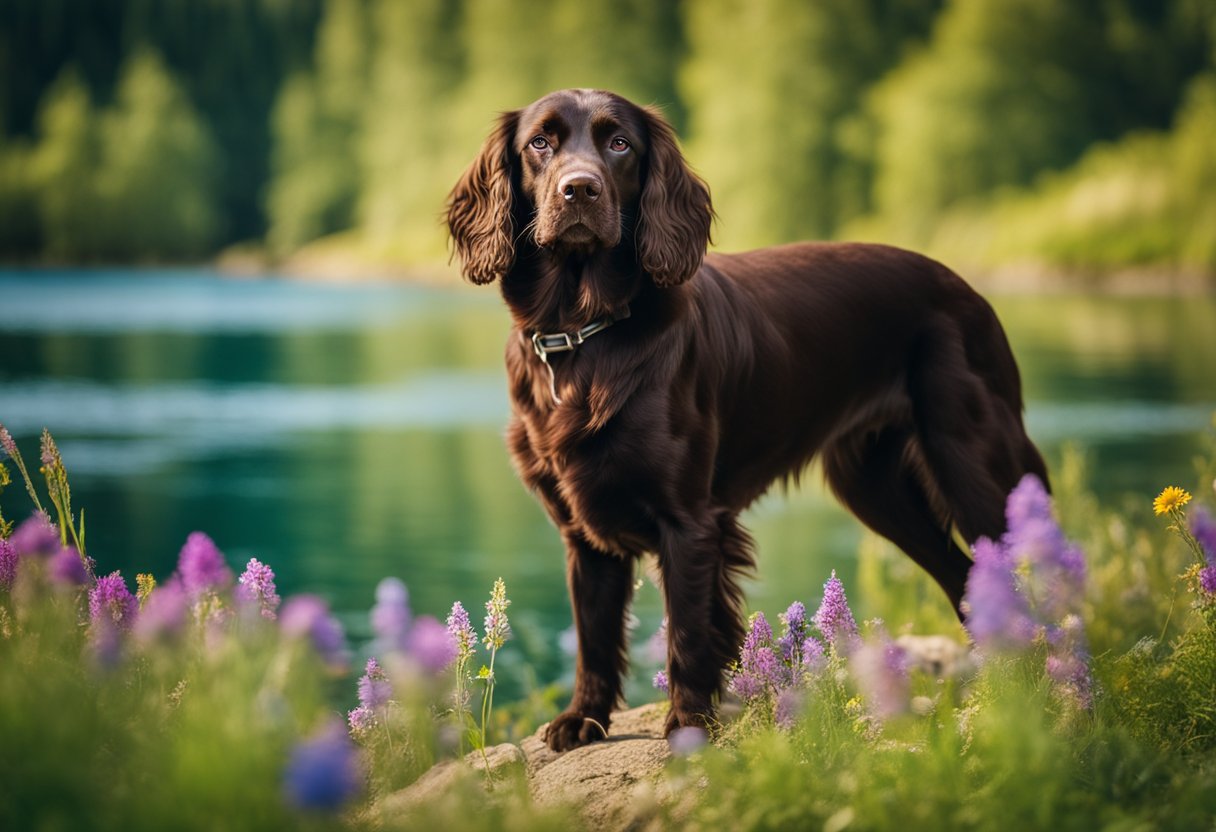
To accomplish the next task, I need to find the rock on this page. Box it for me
[527,703,672,829]
[375,742,525,817]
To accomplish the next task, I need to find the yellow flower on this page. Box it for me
[1153,486,1192,516]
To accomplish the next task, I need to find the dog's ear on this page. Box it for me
[637,107,714,288]
[446,111,518,285]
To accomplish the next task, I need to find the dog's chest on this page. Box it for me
[512,403,659,556]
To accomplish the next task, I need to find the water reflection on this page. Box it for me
[0,272,1213,701]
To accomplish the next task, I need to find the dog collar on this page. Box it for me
[529,306,630,404]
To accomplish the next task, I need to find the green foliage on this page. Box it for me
[682,0,941,247]
[2,0,1214,272]
[26,50,221,262]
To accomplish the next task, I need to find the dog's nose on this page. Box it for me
[558,170,602,204]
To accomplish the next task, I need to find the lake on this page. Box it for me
[1,269,1214,701]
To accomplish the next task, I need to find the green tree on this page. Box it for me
[265,0,368,255]
[27,68,105,259]
[682,0,939,249]
[866,0,1208,240]
[94,48,221,260]
[356,0,462,258]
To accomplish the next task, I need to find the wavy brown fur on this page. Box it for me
[445,89,1048,752]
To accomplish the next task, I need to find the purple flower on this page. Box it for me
[284,721,362,810]
[89,571,138,630]
[728,612,784,702]
[647,617,669,663]
[851,635,910,720]
[653,669,669,693]
[176,532,233,598]
[281,595,348,670]
[357,658,392,710]
[370,577,411,649]
[347,705,375,738]
[1200,565,1216,596]
[406,615,458,673]
[801,636,826,675]
[964,537,1036,649]
[668,726,708,755]
[0,538,16,591]
[775,687,804,730]
[134,581,190,644]
[1190,507,1216,562]
[1046,614,1092,709]
[447,601,477,665]
[10,513,59,558]
[814,571,858,650]
[236,558,281,620]
[0,423,16,457]
[48,546,88,586]
[777,601,808,666]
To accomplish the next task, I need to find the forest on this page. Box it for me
[1,0,1214,280]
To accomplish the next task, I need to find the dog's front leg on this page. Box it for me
[658,520,726,736]
[544,534,634,752]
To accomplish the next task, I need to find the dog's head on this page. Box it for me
[446,89,713,288]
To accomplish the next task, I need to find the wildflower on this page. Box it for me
[48,546,88,586]
[814,571,859,650]
[668,726,709,755]
[850,634,910,720]
[281,595,348,670]
[778,601,808,662]
[1199,566,1216,596]
[446,601,477,665]
[136,573,156,607]
[653,669,669,693]
[477,578,511,759]
[1,424,44,514]
[357,658,392,710]
[370,577,412,650]
[1046,613,1092,709]
[89,571,138,630]
[347,705,376,739]
[775,687,804,730]
[728,612,783,702]
[1004,476,1085,623]
[236,558,281,620]
[10,513,59,558]
[482,577,511,651]
[964,537,1036,650]
[1154,486,1192,516]
[176,532,233,599]
[133,581,190,644]
[801,635,826,675]
[1190,507,1216,561]
[405,615,457,673]
[646,617,668,663]
[0,539,15,592]
[284,720,362,811]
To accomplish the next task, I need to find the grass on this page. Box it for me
[2,422,1216,830]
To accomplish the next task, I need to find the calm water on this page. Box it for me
[1,269,1214,700]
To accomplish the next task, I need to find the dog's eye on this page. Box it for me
[609,137,630,153]
[530,136,550,151]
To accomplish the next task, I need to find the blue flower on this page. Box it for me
[284,721,362,810]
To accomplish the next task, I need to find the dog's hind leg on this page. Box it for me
[823,426,974,612]
[909,312,1050,545]
[657,510,755,736]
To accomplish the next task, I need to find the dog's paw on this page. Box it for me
[663,706,710,738]
[543,710,610,752]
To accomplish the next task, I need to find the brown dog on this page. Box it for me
[446,89,1047,751]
